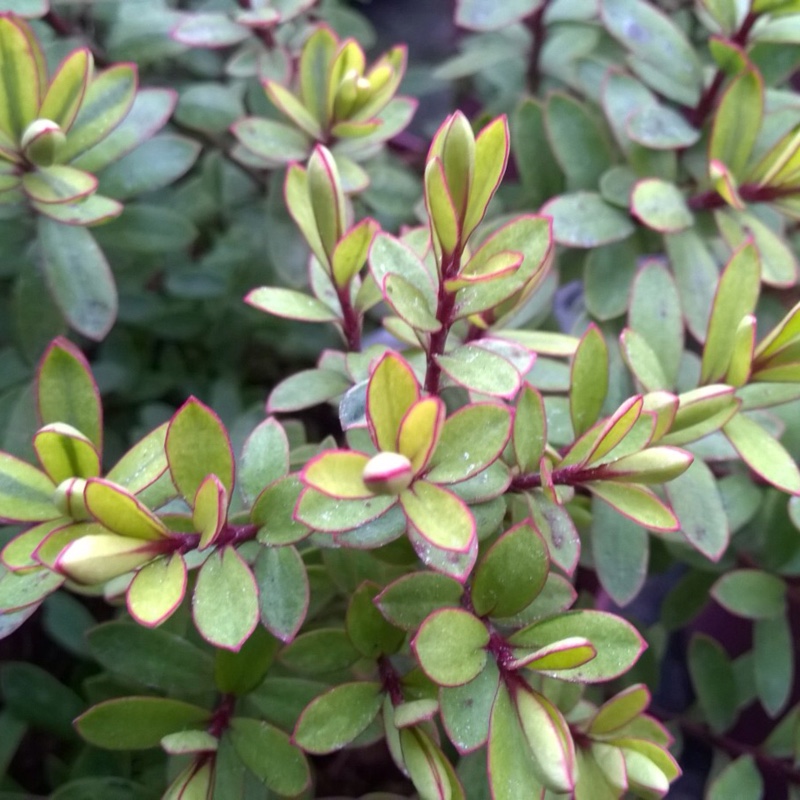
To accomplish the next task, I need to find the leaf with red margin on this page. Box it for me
[400,481,475,553]
[508,610,647,683]
[127,554,187,627]
[192,547,258,651]
[37,336,102,451]
[366,353,420,453]
[166,397,234,501]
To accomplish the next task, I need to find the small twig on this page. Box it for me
[686,11,759,128]
[525,0,552,94]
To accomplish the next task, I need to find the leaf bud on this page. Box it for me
[21,118,66,166]
[55,533,165,585]
[362,451,414,495]
[53,477,90,520]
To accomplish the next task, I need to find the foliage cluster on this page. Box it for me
[2,0,800,798]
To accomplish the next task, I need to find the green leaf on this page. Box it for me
[665,230,718,343]
[570,324,609,437]
[400,726,466,800]
[463,115,508,240]
[0,567,64,613]
[400,481,475,552]
[332,217,378,288]
[254,545,308,642]
[711,570,786,620]
[294,682,384,753]
[215,626,278,696]
[512,385,546,474]
[709,69,763,179]
[172,13,250,47]
[508,610,646,683]
[441,660,499,753]
[546,93,613,190]
[707,756,763,800]
[0,16,41,139]
[39,48,93,132]
[264,80,323,139]
[0,661,82,739]
[22,165,97,205]
[754,614,793,718]
[688,634,738,733]
[33,423,100,483]
[246,286,338,323]
[527,491,581,576]
[589,684,650,735]
[232,117,310,165]
[86,621,214,693]
[252,476,309,545]
[602,0,703,105]
[50,778,151,800]
[106,423,168,495]
[717,208,798,288]
[84,478,168,540]
[629,261,683,387]
[383,273,440,332]
[346,581,405,658]
[436,345,520,397]
[472,520,548,618]
[98,134,201,200]
[193,547,258,651]
[455,0,539,30]
[723,414,800,495]
[175,82,244,135]
[303,450,371,499]
[701,241,760,384]
[376,572,463,630]
[587,481,678,531]
[630,179,693,233]
[426,403,512,483]
[37,219,117,341]
[295,487,395,532]
[367,353,420,452]
[412,608,489,686]
[543,192,635,248]
[34,193,122,226]
[126,554,187,627]
[584,238,638,321]
[60,64,138,163]
[167,397,234,500]
[229,717,310,795]
[369,231,436,308]
[591,497,648,607]
[75,697,210,750]
[425,157,460,255]
[626,103,700,149]
[238,418,288,506]
[193,475,227,549]
[268,368,351,413]
[488,683,544,800]
[664,459,729,560]
[511,98,564,208]
[71,88,176,174]
[279,628,360,675]
[0,452,58,522]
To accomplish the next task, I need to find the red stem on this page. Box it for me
[378,656,404,706]
[686,11,759,128]
[424,250,461,394]
[208,693,237,738]
[688,183,800,211]
[337,287,362,352]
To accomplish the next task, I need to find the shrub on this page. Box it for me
[1,0,800,798]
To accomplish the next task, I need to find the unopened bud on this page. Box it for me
[53,478,90,520]
[55,533,164,585]
[362,451,414,495]
[333,69,360,120]
[21,119,66,166]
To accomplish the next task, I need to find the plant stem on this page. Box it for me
[337,287,362,351]
[424,250,461,394]
[525,0,551,94]
[378,656,404,706]
[686,11,758,128]
[687,183,800,211]
[510,463,612,492]
[208,693,237,738]
[653,708,800,786]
